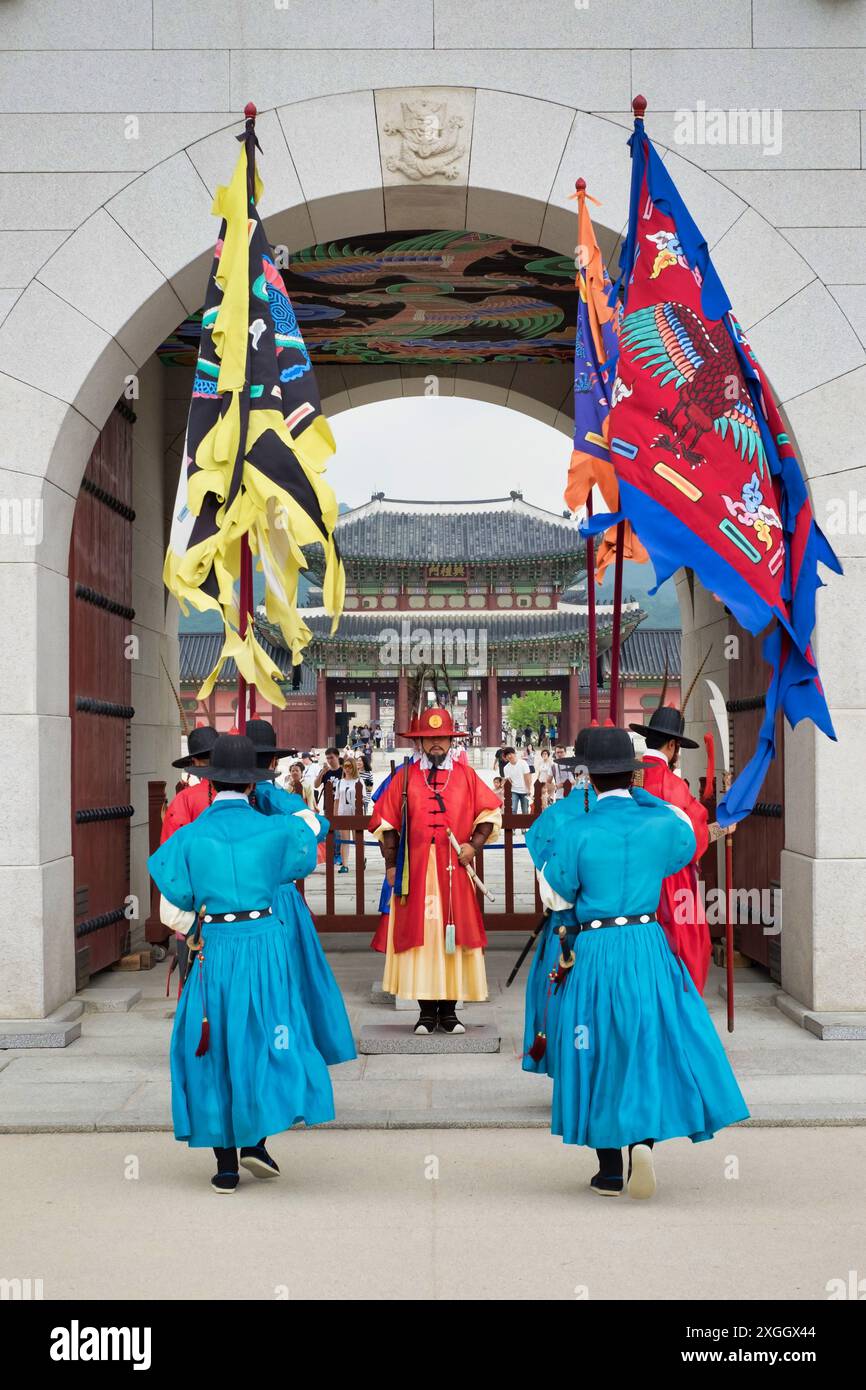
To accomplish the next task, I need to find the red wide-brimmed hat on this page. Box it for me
[396,706,456,739]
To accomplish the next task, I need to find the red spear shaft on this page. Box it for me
[586,494,598,723]
[607,521,625,724]
[237,534,253,732]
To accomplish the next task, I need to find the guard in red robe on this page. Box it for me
[160,725,219,842]
[369,707,501,1035]
[629,705,731,994]
[159,725,219,989]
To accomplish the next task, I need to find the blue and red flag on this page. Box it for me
[566,181,647,581]
[584,103,842,824]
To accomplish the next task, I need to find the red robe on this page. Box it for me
[160,779,212,843]
[369,760,499,954]
[640,753,711,994]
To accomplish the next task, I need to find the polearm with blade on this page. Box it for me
[707,679,736,1032]
[506,908,549,989]
[234,102,260,734]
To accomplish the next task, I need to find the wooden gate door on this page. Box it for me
[727,620,784,972]
[69,403,136,980]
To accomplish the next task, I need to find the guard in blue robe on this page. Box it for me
[149,734,340,1192]
[537,727,749,1199]
[522,742,596,1076]
[252,768,356,1067]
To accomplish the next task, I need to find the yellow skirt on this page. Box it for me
[382,846,488,1002]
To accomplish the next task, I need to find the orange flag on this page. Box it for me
[566,182,647,581]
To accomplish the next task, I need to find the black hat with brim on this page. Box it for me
[583,727,643,775]
[245,718,295,761]
[195,734,277,784]
[628,704,699,750]
[172,724,219,769]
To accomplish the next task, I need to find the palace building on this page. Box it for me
[179,491,646,748]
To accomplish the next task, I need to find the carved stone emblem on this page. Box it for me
[378,91,471,184]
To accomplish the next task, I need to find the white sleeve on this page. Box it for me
[537,866,574,913]
[292,808,321,837]
[159,895,196,933]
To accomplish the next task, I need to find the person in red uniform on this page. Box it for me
[369,707,501,1035]
[629,705,732,994]
[159,725,219,987]
[160,725,219,842]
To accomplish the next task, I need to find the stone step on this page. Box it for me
[51,1000,85,1023]
[0,1019,81,1049]
[775,991,866,1039]
[369,983,464,1011]
[359,1022,500,1055]
[77,987,142,1014]
[804,1013,866,1042]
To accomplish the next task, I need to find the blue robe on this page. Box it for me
[541,792,749,1149]
[149,799,337,1149]
[251,780,356,1066]
[521,784,596,1076]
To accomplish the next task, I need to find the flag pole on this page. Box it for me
[603,92,644,731]
[237,535,253,731]
[235,100,259,734]
[575,177,599,729]
[585,494,598,724]
[608,521,625,724]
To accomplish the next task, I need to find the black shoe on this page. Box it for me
[211,1171,240,1194]
[437,1002,465,1035]
[239,1143,280,1180]
[590,1171,623,1196]
[414,1004,438,1035]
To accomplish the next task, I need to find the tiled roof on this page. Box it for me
[328,494,585,563]
[603,627,681,680]
[285,606,640,643]
[178,630,317,695]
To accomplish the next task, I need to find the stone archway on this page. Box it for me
[0,88,862,1020]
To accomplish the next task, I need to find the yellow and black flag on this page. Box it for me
[164,105,344,706]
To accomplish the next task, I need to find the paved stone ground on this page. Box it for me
[1,1126,863,1300]
[1,939,866,1132]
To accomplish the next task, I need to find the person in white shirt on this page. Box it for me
[503,747,531,820]
[300,751,319,790]
[335,755,365,872]
[552,745,571,799]
[536,746,556,808]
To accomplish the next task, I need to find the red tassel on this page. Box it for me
[528,1031,547,1062]
[195,1016,210,1057]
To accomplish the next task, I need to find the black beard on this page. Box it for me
[427,751,446,767]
